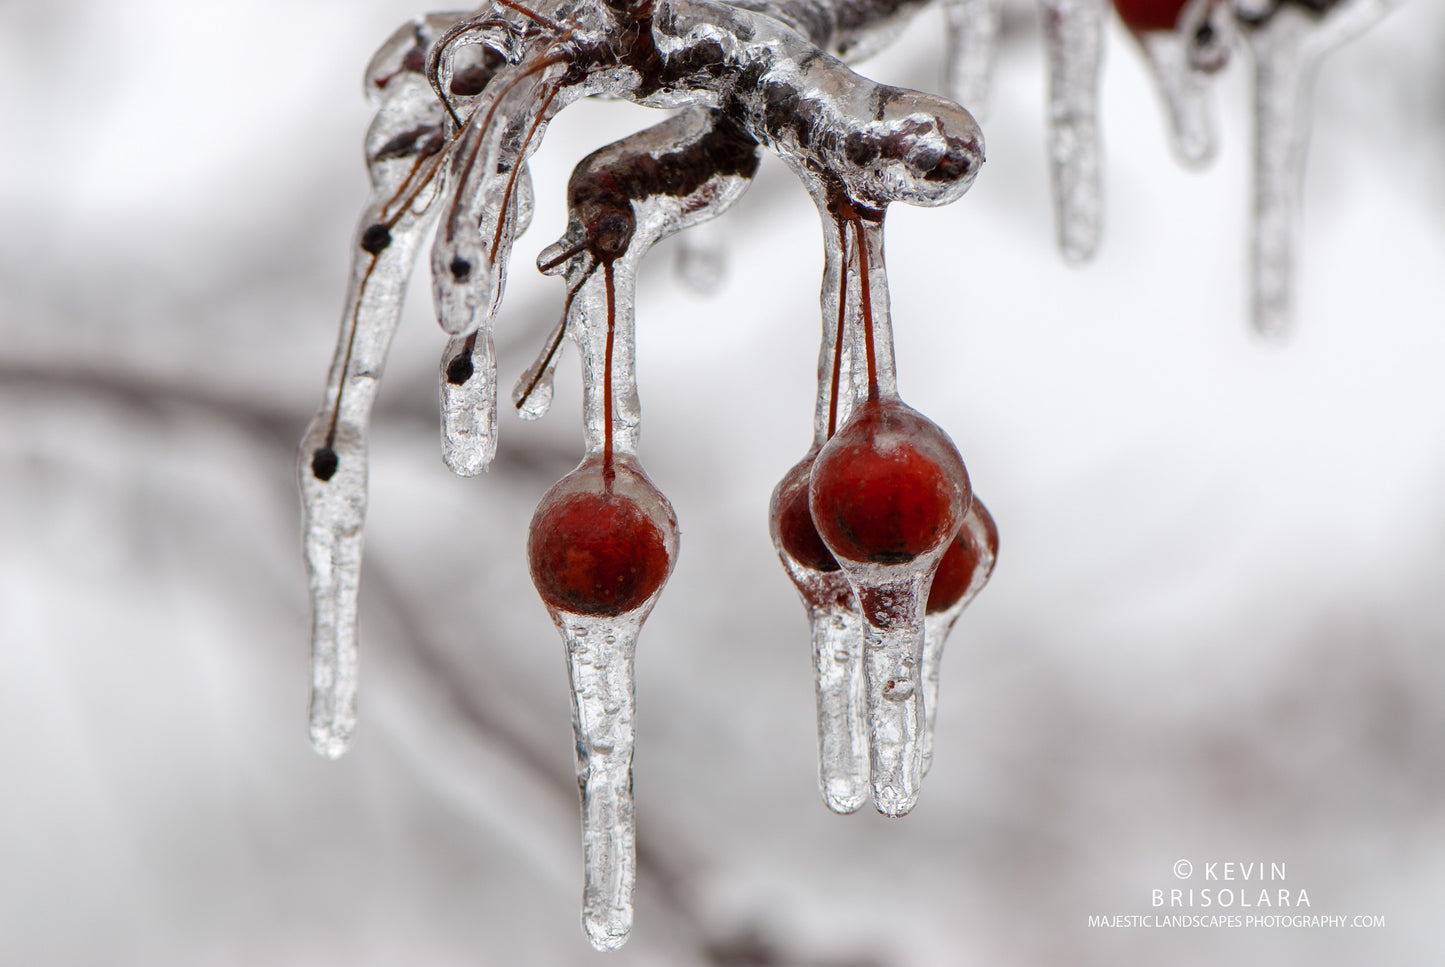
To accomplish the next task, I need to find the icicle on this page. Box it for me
[529,276,672,949]
[430,42,579,471]
[298,18,455,758]
[1238,0,1399,337]
[920,496,998,776]
[431,49,573,339]
[525,109,756,950]
[805,200,971,817]
[1242,5,1313,337]
[1039,0,1106,262]
[439,329,499,474]
[512,310,567,420]
[1129,12,1219,166]
[944,0,1004,119]
[769,175,869,814]
[438,162,532,475]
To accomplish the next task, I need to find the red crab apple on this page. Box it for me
[809,398,970,569]
[1114,0,1192,32]
[528,456,677,617]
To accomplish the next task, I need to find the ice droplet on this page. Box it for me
[1039,0,1106,262]
[673,224,729,293]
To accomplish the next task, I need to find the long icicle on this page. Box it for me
[920,496,998,775]
[298,19,454,758]
[1039,0,1106,262]
[807,197,971,817]
[770,173,869,815]
[1240,0,1400,337]
[943,0,1004,119]
[527,109,758,949]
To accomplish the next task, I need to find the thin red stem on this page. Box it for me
[602,259,617,486]
[446,51,569,244]
[827,213,849,439]
[515,265,591,408]
[491,83,560,261]
[851,213,880,402]
[381,150,446,227]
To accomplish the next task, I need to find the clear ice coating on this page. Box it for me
[769,178,868,814]
[307,0,998,945]
[525,107,756,949]
[944,0,1004,119]
[1237,0,1399,337]
[529,449,676,949]
[799,196,972,817]
[1039,0,1106,262]
[726,11,984,816]
[298,15,458,759]
[429,14,597,470]
[920,496,998,775]
[440,161,534,473]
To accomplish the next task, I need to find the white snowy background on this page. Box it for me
[2,0,1443,963]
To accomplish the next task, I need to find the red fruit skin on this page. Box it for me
[925,531,980,614]
[926,497,1000,614]
[810,400,969,567]
[529,490,670,617]
[774,459,841,574]
[1114,0,1190,31]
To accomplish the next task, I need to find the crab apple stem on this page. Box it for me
[603,259,617,479]
[573,255,641,465]
[810,602,870,813]
[556,613,641,951]
[845,207,897,404]
[857,569,935,816]
[828,215,850,439]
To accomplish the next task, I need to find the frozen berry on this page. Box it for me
[528,459,676,617]
[772,454,840,573]
[810,399,969,567]
[926,497,998,613]
[1114,0,1191,32]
